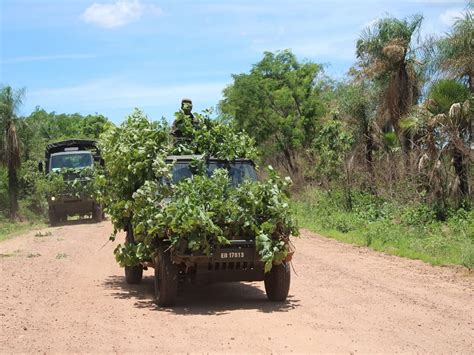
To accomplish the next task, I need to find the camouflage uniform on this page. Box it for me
[171,98,200,140]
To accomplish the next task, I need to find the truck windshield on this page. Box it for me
[50,153,93,172]
[171,162,257,186]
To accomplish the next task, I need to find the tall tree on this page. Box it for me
[429,80,471,203]
[81,114,111,139]
[220,50,326,173]
[0,86,25,220]
[356,15,423,154]
[338,79,379,191]
[436,5,474,92]
[402,79,471,207]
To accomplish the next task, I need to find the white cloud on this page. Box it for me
[81,0,162,29]
[439,8,464,26]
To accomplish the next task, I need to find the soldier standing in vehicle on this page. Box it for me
[171,98,200,140]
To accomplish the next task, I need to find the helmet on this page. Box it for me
[181,98,193,114]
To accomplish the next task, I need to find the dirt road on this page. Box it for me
[1,221,472,353]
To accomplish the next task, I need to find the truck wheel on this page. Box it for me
[125,265,143,284]
[58,213,67,223]
[154,250,178,307]
[49,209,58,226]
[264,262,291,302]
[93,204,103,222]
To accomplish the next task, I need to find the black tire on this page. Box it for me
[93,204,103,222]
[49,209,58,226]
[154,250,178,307]
[264,262,291,302]
[58,213,67,223]
[125,265,143,284]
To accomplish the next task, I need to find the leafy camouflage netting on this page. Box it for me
[97,109,298,272]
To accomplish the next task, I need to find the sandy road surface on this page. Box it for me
[0,221,473,353]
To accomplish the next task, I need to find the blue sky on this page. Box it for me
[0,0,468,123]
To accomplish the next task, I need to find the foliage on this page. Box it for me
[170,111,258,161]
[18,160,48,214]
[220,50,327,173]
[0,214,46,242]
[118,167,298,271]
[0,101,112,221]
[99,108,298,271]
[356,15,423,152]
[435,5,474,89]
[0,85,25,220]
[43,167,97,199]
[114,242,154,267]
[401,78,472,209]
[293,187,474,269]
[356,15,423,78]
[1,9,472,276]
[428,80,470,114]
[15,108,111,163]
[312,119,354,183]
[96,109,170,232]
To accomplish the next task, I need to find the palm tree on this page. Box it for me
[435,5,474,144]
[339,79,378,192]
[436,5,474,93]
[402,79,471,207]
[0,86,25,221]
[356,15,423,154]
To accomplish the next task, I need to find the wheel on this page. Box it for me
[154,250,178,307]
[48,209,58,226]
[125,265,143,284]
[264,262,291,302]
[58,213,67,223]
[93,204,103,222]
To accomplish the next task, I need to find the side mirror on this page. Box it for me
[38,161,44,173]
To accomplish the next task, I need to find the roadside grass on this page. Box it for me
[0,217,47,242]
[292,187,474,269]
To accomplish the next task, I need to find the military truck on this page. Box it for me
[39,139,104,225]
[123,155,293,307]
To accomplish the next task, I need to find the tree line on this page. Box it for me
[219,6,473,216]
[1,3,472,222]
[0,94,111,220]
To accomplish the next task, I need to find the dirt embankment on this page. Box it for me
[1,222,472,353]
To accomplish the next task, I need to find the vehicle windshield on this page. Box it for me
[50,152,93,172]
[171,161,257,186]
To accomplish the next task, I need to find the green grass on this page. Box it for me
[292,187,474,269]
[0,198,48,242]
[0,217,47,242]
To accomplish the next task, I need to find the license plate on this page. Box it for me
[220,251,246,259]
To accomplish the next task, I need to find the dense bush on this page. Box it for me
[293,187,474,269]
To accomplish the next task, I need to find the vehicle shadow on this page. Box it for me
[102,275,300,315]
